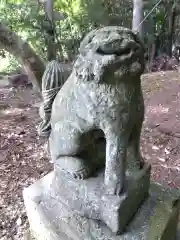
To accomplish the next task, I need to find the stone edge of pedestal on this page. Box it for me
[23,172,62,240]
[23,171,180,240]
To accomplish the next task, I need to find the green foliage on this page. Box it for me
[0,52,19,73]
[0,0,133,63]
[0,0,180,71]
[0,0,46,58]
[54,0,111,60]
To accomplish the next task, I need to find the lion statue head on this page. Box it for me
[74,26,145,83]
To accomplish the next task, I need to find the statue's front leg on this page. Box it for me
[49,122,91,179]
[126,92,145,172]
[102,120,130,196]
[126,124,144,172]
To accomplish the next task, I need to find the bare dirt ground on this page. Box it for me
[1,70,180,239]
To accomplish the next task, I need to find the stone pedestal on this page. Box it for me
[23,171,180,240]
[53,164,150,234]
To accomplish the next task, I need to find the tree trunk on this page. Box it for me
[43,0,56,61]
[167,2,176,57]
[0,22,45,91]
[132,0,144,38]
[44,19,56,61]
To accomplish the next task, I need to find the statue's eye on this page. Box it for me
[96,48,109,55]
[114,48,131,56]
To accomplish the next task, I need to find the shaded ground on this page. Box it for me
[0,87,51,240]
[142,71,180,188]
[1,70,180,239]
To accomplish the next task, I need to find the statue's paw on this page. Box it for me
[114,183,126,196]
[72,167,90,180]
[55,156,93,180]
[105,181,126,196]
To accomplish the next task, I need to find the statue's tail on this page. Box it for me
[38,60,72,137]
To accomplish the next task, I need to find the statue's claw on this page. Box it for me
[72,168,90,180]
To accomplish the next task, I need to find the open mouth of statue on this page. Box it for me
[97,45,139,57]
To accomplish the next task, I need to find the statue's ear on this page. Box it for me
[74,49,116,83]
[74,51,102,83]
[79,29,97,53]
[74,54,94,82]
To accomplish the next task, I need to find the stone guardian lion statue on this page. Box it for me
[43,26,145,196]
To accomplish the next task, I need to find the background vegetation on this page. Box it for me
[0,0,180,87]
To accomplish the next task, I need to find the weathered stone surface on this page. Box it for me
[148,197,180,240]
[53,163,151,234]
[23,172,180,240]
[46,26,146,196]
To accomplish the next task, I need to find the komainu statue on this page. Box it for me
[42,26,146,196]
[24,27,180,239]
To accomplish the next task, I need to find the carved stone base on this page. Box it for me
[53,163,151,234]
[23,171,180,240]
